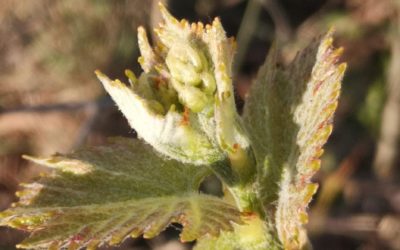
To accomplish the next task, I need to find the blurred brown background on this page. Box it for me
[0,0,399,249]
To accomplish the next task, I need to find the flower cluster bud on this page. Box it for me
[96,3,254,176]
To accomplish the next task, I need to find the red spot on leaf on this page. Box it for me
[241,211,257,219]
[180,107,190,126]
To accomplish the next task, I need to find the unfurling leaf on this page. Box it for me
[96,71,224,165]
[243,30,346,249]
[0,138,241,249]
[96,3,252,170]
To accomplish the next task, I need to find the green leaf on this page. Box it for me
[243,30,346,248]
[0,138,241,249]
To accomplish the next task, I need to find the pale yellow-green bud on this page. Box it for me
[169,44,204,72]
[166,54,202,86]
[201,72,217,94]
[124,69,137,87]
[170,79,208,112]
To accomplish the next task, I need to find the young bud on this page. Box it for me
[124,69,137,87]
[98,3,253,175]
[170,79,209,112]
[201,72,217,94]
[169,44,204,72]
[166,53,202,86]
